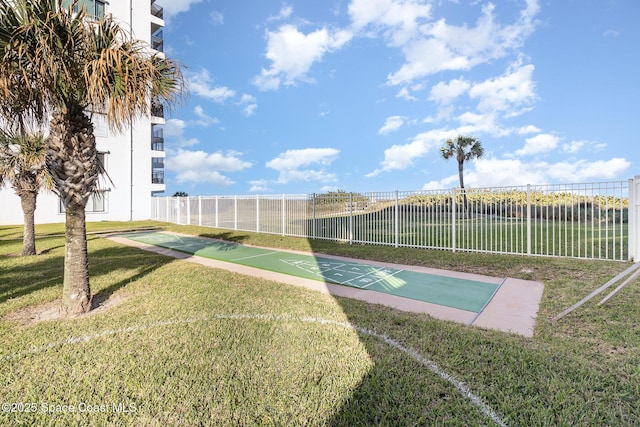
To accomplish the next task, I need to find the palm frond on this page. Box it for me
[0,128,53,193]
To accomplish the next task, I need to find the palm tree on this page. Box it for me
[0,130,52,255]
[440,135,484,214]
[0,0,185,315]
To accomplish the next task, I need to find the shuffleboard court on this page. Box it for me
[119,231,500,313]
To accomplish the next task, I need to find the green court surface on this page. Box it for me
[120,231,501,313]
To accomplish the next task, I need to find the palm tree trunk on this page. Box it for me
[20,191,37,256]
[62,202,91,315]
[47,108,97,316]
[458,160,469,216]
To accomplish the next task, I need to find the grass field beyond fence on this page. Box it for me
[1,221,639,426]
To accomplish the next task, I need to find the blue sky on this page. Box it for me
[157,0,638,196]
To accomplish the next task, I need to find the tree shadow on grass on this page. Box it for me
[0,257,63,305]
[0,236,174,315]
[301,239,497,426]
[0,226,22,239]
[123,230,251,256]
[0,237,65,305]
[198,231,250,244]
[88,240,174,309]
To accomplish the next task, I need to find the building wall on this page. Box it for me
[0,0,164,226]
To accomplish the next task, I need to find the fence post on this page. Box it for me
[166,197,170,223]
[630,176,640,261]
[215,196,219,228]
[451,189,456,252]
[394,191,399,248]
[256,195,260,233]
[198,196,202,226]
[526,184,532,255]
[186,197,191,225]
[312,194,316,239]
[176,198,182,225]
[345,193,352,243]
[234,195,238,230]
[282,194,286,236]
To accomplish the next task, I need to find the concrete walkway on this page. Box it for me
[108,232,544,337]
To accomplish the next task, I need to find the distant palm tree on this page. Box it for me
[0,0,185,315]
[440,135,484,214]
[0,130,52,255]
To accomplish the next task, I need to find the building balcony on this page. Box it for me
[151,102,164,119]
[152,170,164,184]
[151,0,164,31]
[152,137,164,152]
[152,30,164,52]
[152,124,164,152]
[151,1,163,19]
[152,158,164,169]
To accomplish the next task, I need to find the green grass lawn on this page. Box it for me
[1,221,639,426]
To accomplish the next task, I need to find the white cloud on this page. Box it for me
[193,105,219,127]
[516,133,559,155]
[422,175,459,190]
[349,0,432,46]
[163,108,221,148]
[455,112,505,136]
[367,129,456,176]
[379,116,406,135]
[386,1,539,85]
[561,140,606,154]
[249,180,270,193]
[163,118,199,148]
[429,78,470,104]
[187,69,236,103]
[238,94,258,117]
[186,70,258,116]
[165,149,252,186]
[318,103,330,117]
[464,157,547,187]
[161,0,204,20]
[164,119,186,138]
[266,148,340,184]
[424,155,630,189]
[469,62,536,113]
[268,5,293,22]
[253,25,353,90]
[388,37,471,85]
[396,87,418,101]
[562,140,585,154]
[546,158,630,181]
[517,125,541,135]
[210,11,224,26]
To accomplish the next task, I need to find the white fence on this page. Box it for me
[152,178,640,261]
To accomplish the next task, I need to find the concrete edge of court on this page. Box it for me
[106,232,544,337]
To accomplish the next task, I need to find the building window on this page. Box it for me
[58,152,109,214]
[151,124,164,151]
[151,170,164,184]
[62,0,106,20]
[152,156,164,184]
[152,157,164,169]
[151,1,163,19]
[151,29,164,52]
[92,113,108,138]
[59,191,108,214]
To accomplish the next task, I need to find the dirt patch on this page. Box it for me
[4,293,127,326]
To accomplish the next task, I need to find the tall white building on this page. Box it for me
[0,0,167,225]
